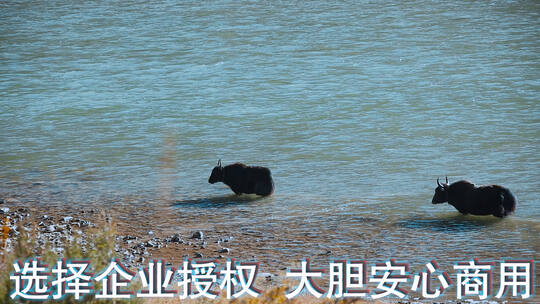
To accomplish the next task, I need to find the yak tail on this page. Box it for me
[501,188,517,216]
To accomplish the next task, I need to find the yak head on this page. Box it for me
[432,176,449,204]
[208,159,224,184]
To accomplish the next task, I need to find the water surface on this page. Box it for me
[1,0,539,277]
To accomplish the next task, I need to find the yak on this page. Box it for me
[208,160,274,196]
[431,177,516,218]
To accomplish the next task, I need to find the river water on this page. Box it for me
[1,0,539,295]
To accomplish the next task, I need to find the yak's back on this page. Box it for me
[457,183,516,217]
[223,163,248,184]
[447,180,475,205]
[246,165,272,181]
[224,163,248,174]
[226,163,271,175]
[448,180,475,192]
[222,163,273,196]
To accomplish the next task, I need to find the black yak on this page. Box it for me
[431,177,516,218]
[208,160,274,196]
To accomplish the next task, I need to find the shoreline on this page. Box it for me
[0,198,273,270]
[1,195,538,303]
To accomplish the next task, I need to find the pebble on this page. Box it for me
[218,248,230,254]
[78,220,90,228]
[123,235,137,241]
[169,233,183,243]
[259,272,274,280]
[194,252,203,258]
[191,231,204,240]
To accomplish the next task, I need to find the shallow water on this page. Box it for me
[1,0,539,277]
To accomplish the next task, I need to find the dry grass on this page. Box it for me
[0,217,141,304]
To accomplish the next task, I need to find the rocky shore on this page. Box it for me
[0,197,278,283]
[2,197,538,304]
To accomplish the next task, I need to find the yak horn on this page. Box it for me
[218,159,222,167]
[437,178,441,187]
[445,176,448,185]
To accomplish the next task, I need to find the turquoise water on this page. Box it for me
[1,1,539,270]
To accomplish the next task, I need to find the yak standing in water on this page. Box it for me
[431,177,516,218]
[208,160,274,196]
